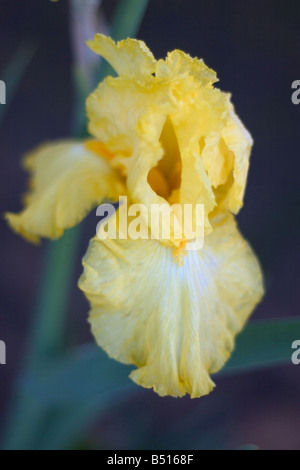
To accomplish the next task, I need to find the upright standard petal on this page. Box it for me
[6,140,124,242]
[155,49,218,87]
[86,37,254,243]
[87,34,156,80]
[79,214,264,398]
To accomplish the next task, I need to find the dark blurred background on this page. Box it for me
[0,0,299,450]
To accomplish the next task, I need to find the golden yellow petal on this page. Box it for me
[87,76,168,166]
[220,99,253,213]
[201,134,233,188]
[87,34,156,80]
[79,213,264,398]
[156,49,218,87]
[6,140,124,242]
[87,38,254,237]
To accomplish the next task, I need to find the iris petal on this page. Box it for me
[87,37,253,241]
[79,214,264,398]
[87,34,156,80]
[6,140,124,242]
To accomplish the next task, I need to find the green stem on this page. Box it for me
[111,0,149,40]
[27,226,82,370]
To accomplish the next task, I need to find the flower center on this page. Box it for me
[147,117,182,203]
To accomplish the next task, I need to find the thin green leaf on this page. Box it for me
[24,345,133,404]
[110,0,149,41]
[28,225,83,370]
[0,43,36,126]
[221,318,300,375]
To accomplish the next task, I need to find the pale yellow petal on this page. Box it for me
[167,82,230,234]
[201,134,233,188]
[6,140,124,242]
[79,213,264,398]
[220,100,253,213]
[86,38,254,239]
[87,34,156,80]
[156,49,218,87]
[87,76,169,167]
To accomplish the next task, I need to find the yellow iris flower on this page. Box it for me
[6,35,264,398]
